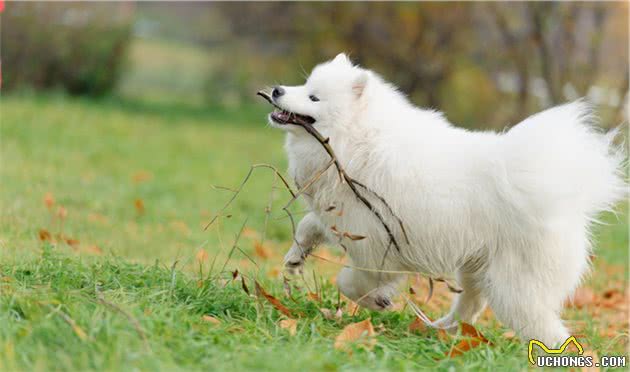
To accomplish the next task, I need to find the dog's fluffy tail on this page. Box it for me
[502,100,627,221]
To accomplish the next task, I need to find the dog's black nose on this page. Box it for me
[272,86,285,99]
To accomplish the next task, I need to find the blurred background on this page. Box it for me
[1,2,628,269]
[3,2,628,127]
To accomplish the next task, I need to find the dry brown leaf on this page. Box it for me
[445,323,491,358]
[279,318,297,336]
[501,330,516,339]
[408,317,428,333]
[56,206,68,219]
[88,213,109,225]
[437,329,450,341]
[85,245,103,255]
[132,170,153,184]
[460,322,487,341]
[64,237,80,247]
[307,292,320,302]
[39,229,52,242]
[202,315,221,325]
[196,249,208,263]
[254,241,272,259]
[170,221,191,235]
[43,192,55,208]
[334,318,376,351]
[447,338,485,358]
[255,281,295,318]
[242,227,260,240]
[267,267,281,278]
[571,287,596,308]
[134,199,145,214]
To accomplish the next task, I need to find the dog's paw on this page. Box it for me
[283,247,305,275]
[374,296,393,310]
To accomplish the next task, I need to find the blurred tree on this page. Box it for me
[2,2,133,96]
[485,2,628,125]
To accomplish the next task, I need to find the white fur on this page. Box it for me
[271,53,627,345]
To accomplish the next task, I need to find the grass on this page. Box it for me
[1,93,628,371]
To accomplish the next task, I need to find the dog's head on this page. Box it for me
[267,53,368,133]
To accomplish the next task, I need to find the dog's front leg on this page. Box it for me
[284,212,328,274]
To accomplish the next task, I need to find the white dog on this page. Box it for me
[266,53,626,345]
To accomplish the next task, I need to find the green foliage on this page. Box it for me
[2,3,132,96]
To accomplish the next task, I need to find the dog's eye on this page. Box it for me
[309,95,320,102]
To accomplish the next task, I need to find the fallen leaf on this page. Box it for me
[39,229,52,242]
[501,330,516,339]
[43,192,55,208]
[409,317,428,333]
[334,318,376,351]
[170,221,191,235]
[571,287,596,308]
[87,213,109,225]
[134,199,144,215]
[85,245,102,255]
[64,237,80,247]
[202,315,221,325]
[132,170,153,184]
[445,323,491,358]
[307,292,320,302]
[448,338,485,358]
[242,227,260,240]
[254,241,272,259]
[460,322,487,341]
[279,319,297,336]
[196,249,208,263]
[267,267,281,278]
[255,281,295,318]
[56,206,68,219]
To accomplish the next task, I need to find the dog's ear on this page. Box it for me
[332,53,350,65]
[352,71,368,97]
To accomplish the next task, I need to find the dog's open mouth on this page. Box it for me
[257,90,316,126]
[270,109,316,126]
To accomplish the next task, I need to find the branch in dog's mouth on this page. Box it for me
[256,91,315,126]
[256,90,410,254]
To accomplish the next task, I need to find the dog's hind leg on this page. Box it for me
[483,230,588,346]
[432,267,487,331]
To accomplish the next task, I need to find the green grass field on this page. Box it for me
[1,36,628,371]
[1,93,628,371]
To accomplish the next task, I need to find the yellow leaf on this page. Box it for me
[334,318,376,351]
[196,249,209,263]
[408,317,428,333]
[279,319,297,336]
[254,241,272,259]
[134,199,145,214]
[43,192,55,208]
[202,315,221,325]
